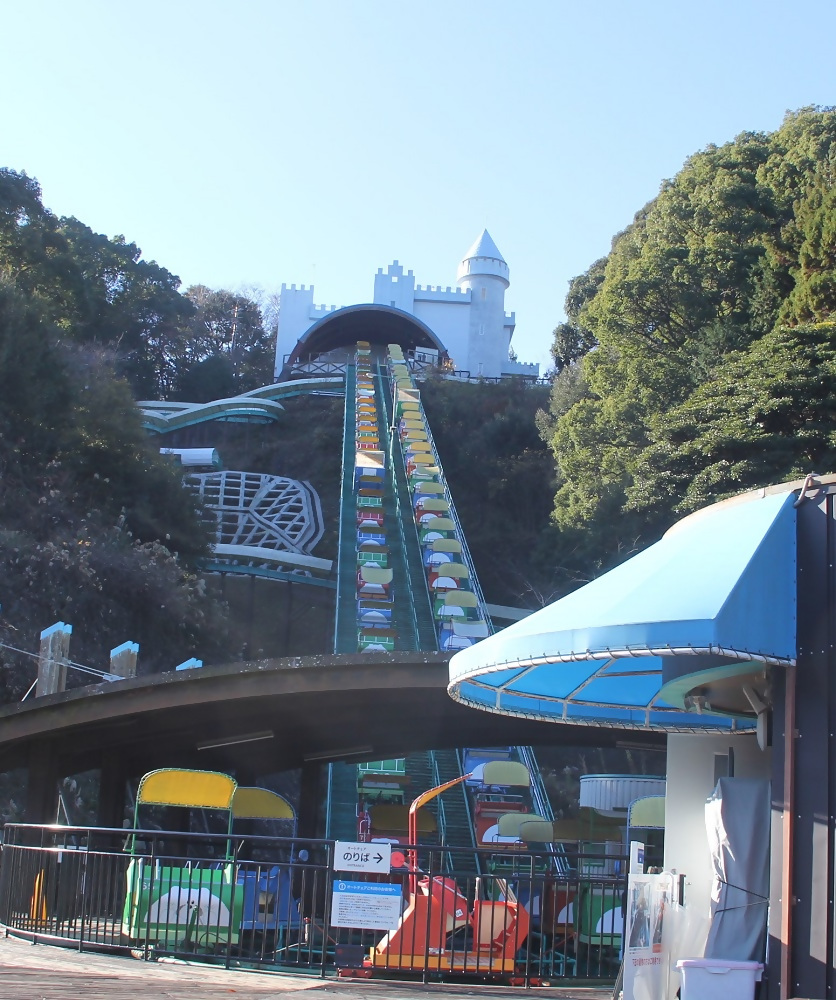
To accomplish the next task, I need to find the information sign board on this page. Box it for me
[330,880,402,930]
[333,840,391,873]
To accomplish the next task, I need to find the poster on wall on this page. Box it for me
[623,871,673,1000]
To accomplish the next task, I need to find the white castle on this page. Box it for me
[274,230,538,380]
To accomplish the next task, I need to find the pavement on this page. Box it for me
[0,934,614,1000]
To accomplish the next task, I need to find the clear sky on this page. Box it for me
[2,0,835,371]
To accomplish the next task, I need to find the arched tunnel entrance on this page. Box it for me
[283,304,448,375]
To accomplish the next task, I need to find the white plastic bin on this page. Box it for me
[676,958,763,1000]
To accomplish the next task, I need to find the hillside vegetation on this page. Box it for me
[541,107,836,574]
[5,106,835,689]
[0,170,278,694]
[421,378,561,608]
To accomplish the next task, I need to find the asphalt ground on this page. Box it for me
[0,935,614,1000]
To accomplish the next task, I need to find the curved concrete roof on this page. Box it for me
[285,304,447,369]
[0,652,662,779]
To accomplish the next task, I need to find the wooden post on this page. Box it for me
[109,641,139,679]
[35,622,72,697]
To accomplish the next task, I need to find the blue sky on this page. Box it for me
[3,0,835,371]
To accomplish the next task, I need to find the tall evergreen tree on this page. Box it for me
[543,107,836,567]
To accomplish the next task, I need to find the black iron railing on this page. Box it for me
[0,823,624,984]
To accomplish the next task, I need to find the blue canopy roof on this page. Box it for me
[448,490,797,731]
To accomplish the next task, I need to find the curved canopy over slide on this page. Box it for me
[449,489,797,732]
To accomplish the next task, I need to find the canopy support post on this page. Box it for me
[779,664,796,1000]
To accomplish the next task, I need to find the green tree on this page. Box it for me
[0,275,231,701]
[780,179,836,323]
[421,377,565,606]
[550,259,605,373]
[58,217,194,398]
[628,321,836,517]
[172,286,273,399]
[542,107,836,570]
[0,171,198,400]
[0,170,86,326]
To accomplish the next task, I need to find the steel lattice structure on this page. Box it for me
[187,471,324,555]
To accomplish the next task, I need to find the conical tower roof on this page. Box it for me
[461,229,506,264]
[457,228,510,286]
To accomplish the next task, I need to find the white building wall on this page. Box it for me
[663,732,771,996]
[373,262,416,313]
[273,234,538,380]
[502,359,539,377]
[274,284,315,377]
[459,273,511,378]
[412,298,470,370]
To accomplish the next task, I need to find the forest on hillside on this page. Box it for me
[0,169,278,695]
[3,105,836,694]
[539,106,836,578]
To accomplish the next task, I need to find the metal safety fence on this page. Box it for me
[0,823,625,984]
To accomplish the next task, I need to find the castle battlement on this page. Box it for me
[379,261,412,279]
[275,229,538,381]
[415,284,470,302]
[311,303,339,317]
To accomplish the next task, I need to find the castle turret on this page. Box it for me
[455,229,514,378]
[274,229,535,382]
[456,229,510,287]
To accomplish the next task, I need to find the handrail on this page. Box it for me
[407,770,472,893]
[518,745,554,827]
[428,750,483,877]
[389,360,558,883]
[428,752,449,853]
[517,745,571,877]
[455,748,482,877]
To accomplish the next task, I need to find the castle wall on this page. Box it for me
[412,298,470,371]
[275,233,538,380]
[373,262,415,313]
[501,358,539,377]
[274,285,341,376]
[274,284,315,376]
[459,273,512,378]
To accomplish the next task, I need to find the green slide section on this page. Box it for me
[333,363,359,654]
[326,762,361,841]
[328,361,362,838]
